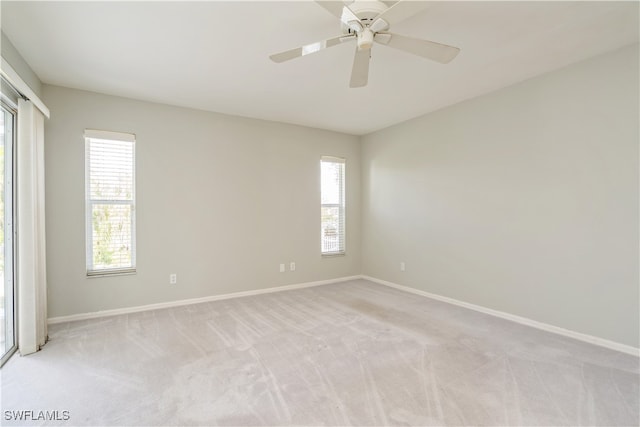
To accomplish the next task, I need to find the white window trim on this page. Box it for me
[321,156,346,256]
[84,129,135,143]
[85,129,137,276]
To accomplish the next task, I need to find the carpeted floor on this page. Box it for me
[2,279,638,426]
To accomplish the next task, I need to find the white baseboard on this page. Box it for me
[47,275,362,325]
[48,274,639,357]
[362,275,639,357]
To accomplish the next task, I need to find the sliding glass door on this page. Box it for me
[0,103,15,366]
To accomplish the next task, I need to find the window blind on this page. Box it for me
[85,130,136,275]
[321,156,345,255]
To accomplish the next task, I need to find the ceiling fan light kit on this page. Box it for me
[358,28,374,50]
[269,0,460,88]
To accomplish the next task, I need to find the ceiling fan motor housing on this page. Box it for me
[341,0,389,34]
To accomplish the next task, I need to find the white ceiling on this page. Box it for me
[2,1,638,135]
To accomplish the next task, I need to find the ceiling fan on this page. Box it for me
[269,0,460,88]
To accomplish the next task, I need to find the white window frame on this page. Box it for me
[84,129,136,276]
[321,156,346,256]
[1,99,17,367]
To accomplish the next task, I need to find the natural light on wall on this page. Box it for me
[84,130,136,275]
[321,156,345,255]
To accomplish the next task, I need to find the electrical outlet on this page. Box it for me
[279,264,285,273]
[290,262,296,272]
[170,273,177,284]
[400,262,405,272]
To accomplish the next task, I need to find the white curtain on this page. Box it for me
[17,99,47,355]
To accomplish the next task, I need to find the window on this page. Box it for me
[321,156,345,255]
[85,130,136,275]
[1,102,15,366]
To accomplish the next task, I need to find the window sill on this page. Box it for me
[321,252,345,258]
[87,269,136,278]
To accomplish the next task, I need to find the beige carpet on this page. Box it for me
[2,279,638,426]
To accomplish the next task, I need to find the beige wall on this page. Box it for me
[361,45,639,348]
[43,85,361,317]
[43,45,638,348]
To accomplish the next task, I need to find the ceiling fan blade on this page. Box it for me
[369,1,430,33]
[349,46,370,88]
[270,34,355,63]
[375,32,460,64]
[315,1,363,32]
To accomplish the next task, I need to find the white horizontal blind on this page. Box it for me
[321,156,345,255]
[85,130,136,275]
